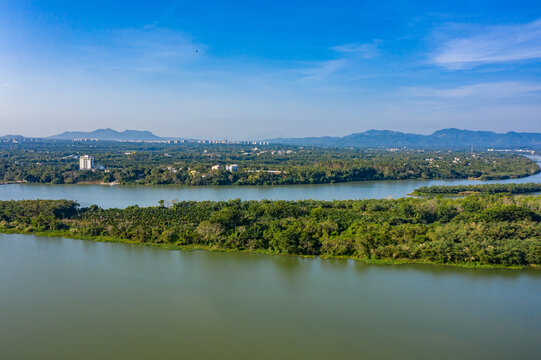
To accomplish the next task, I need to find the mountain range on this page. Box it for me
[266,129,541,149]
[48,128,166,142]
[2,128,540,149]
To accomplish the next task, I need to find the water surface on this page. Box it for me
[0,234,539,360]
[1,155,540,208]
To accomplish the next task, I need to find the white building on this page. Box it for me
[211,165,221,171]
[79,155,94,170]
[226,164,238,172]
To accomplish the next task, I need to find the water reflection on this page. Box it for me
[0,233,540,360]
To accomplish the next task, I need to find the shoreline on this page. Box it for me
[1,228,537,270]
[0,168,539,188]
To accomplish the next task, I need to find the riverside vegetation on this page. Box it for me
[413,182,541,196]
[0,141,538,185]
[1,195,540,268]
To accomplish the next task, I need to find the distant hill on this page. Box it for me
[0,134,26,141]
[48,128,166,141]
[267,129,541,149]
[4,128,541,149]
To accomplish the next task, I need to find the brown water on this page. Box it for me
[1,233,540,360]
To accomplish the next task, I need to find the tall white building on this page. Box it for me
[79,155,94,170]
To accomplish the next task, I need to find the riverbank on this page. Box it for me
[412,182,541,196]
[1,166,539,187]
[3,167,541,209]
[1,228,537,269]
[2,152,539,187]
[1,196,539,268]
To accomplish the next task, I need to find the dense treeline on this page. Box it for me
[0,141,538,185]
[414,183,541,196]
[1,196,540,267]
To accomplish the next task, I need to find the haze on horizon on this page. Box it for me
[1,1,541,140]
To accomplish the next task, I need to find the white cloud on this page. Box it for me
[299,59,349,81]
[432,19,541,69]
[298,41,379,81]
[331,42,379,59]
[405,82,541,99]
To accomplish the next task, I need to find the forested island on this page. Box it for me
[1,195,539,268]
[413,183,541,196]
[0,141,538,185]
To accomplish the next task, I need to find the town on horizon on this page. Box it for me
[2,127,541,150]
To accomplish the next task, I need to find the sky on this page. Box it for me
[1,0,541,139]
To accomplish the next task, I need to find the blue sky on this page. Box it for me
[1,0,540,139]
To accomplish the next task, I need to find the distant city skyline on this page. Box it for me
[1,1,541,139]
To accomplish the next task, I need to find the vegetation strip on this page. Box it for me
[1,141,539,185]
[413,182,541,196]
[1,195,540,268]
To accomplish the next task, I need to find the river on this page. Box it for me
[0,233,539,360]
[2,157,540,359]
[1,156,540,208]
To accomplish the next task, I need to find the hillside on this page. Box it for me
[267,128,541,149]
[48,128,165,141]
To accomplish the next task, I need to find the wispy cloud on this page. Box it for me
[299,59,349,81]
[405,81,541,99]
[331,42,379,59]
[432,19,541,69]
[299,41,379,81]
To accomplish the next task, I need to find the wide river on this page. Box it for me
[1,233,540,360]
[1,155,540,208]
[2,156,540,359]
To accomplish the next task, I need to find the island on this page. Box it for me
[413,183,541,196]
[1,193,539,268]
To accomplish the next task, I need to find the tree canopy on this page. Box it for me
[1,195,540,268]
